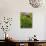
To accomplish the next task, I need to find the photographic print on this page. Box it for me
[20,12,32,28]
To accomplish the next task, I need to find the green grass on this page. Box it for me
[20,12,32,28]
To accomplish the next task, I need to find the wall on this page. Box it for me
[44,15,46,40]
[0,0,46,40]
[33,9,45,40]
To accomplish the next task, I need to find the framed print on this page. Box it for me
[20,12,32,28]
